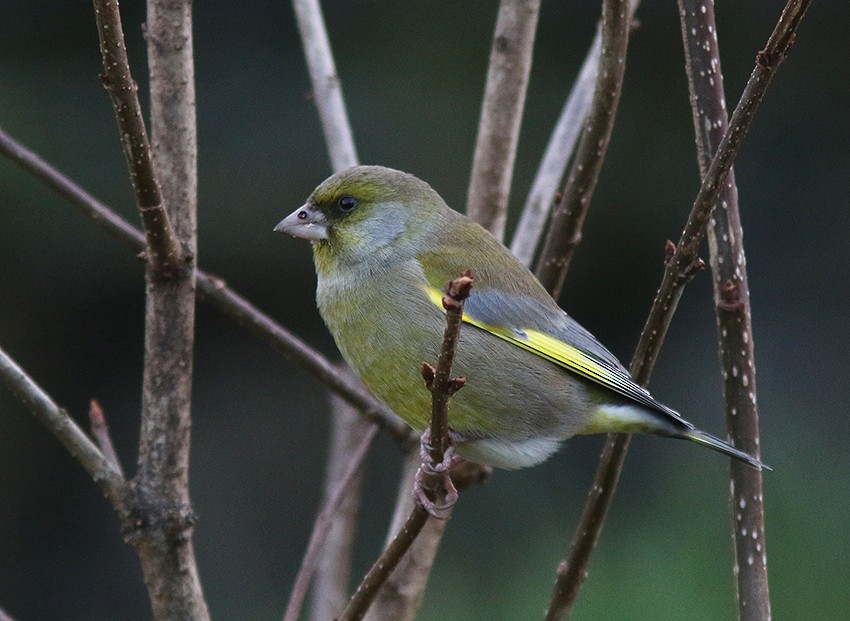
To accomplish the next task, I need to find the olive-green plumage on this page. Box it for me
[276,165,763,470]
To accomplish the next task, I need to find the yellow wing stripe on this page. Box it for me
[424,286,632,394]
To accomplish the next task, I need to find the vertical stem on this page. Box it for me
[535,0,631,299]
[511,0,640,268]
[677,1,770,618]
[466,0,541,240]
[133,1,207,618]
[545,1,811,618]
[292,0,359,171]
[307,393,373,621]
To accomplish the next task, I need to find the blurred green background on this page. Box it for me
[1,1,847,619]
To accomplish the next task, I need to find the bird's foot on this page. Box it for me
[414,428,464,519]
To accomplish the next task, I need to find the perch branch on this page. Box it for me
[545,1,811,618]
[338,273,473,621]
[535,0,631,298]
[677,0,772,617]
[466,0,541,240]
[91,0,184,276]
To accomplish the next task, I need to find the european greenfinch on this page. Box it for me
[275,165,763,471]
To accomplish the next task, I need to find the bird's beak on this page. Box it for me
[274,203,329,241]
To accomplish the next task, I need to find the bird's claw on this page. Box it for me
[414,428,463,519]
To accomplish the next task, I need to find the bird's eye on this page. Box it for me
[337,196,357,212]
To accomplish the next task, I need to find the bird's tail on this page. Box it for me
[679,428,769,471]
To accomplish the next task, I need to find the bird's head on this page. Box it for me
[275,165,446,269]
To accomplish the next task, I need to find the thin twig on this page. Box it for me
[630,0,811,383]
[292,0,359,172]
[535,0,631,298]
[338,273,473,621]
[88,399,125,478]
[340,507,430,621]
[0,127,144,250]
[466,0,541,240]
[0,127,409,444]
[545,1,812,618]
[308,392,374,621]
[362,451,450,621]
[91,0,183,276]
[284,423,377,621]
[677,1,771,617]
[511,0,641,268]
[0,347,128,512]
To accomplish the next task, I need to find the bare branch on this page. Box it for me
[535,0,631,299]
[339,273,473,621]
[677,1,771,617]
[363,452,448,621]
[88,399,125,478]
[0,128,410,443]
[511,1,641,267]
[545,1,812,617]
[0,347,128,512]
[285,418,376,621]
[292,0,358,172]
[0,127,145,251]
[121,0,209,617]
[631,0,811,382]
[466,0,541,240]
[307,392,374,621]
[91,0,184,276]
[510,28,599,267]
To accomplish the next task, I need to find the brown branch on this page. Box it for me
[631,0,810,382]
[339,507,429,621]
[0,347,128,513]
[362,452,446,621]
[307,391,373,621]
[292,0,359,172]
[91,0,183,276]
[511,0,641,267]
[466,0,541,240]
[88,399,125,478]
[677,1,772,617]
[338,273,473,621]
[545,1,812,618]
[0,127,410,444]
[285,419,377,621]
[112,0,209,618]
[535,0,631,298]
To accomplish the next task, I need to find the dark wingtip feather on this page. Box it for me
[682,428,769,471]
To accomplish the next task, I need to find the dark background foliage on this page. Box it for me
[1,2,847,619]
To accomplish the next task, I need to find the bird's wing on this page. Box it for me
[423,285,686,424]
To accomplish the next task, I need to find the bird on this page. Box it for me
[275,165,763,471]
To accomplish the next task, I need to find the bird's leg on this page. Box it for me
[414,428,465,518]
